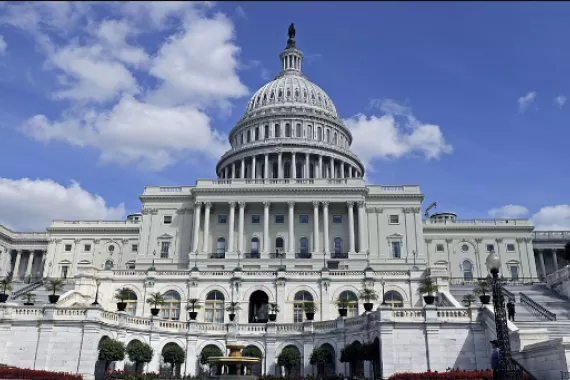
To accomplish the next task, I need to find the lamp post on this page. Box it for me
[485,252,522,380]
[91,280,101,306]
[380,278,387,306]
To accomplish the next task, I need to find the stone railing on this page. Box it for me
[533,231,570,242]
[546,265,570,301]
[111,269,410,279]
[195,178,365,188]
[424,218,530,226]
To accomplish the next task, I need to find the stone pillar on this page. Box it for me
[538,249,547,280]
[349,166,354,178]
[330,157,335,178]
[305,153,310,179]
[347,202,356,254]
[318,155,323,179]
[263,202,271,254]
[25,250,35,279]
[228,202,236,254]
[292,153,297,179]
[13,250,22,280]
[288,201,295,254]
[323,202,330,255]
[340,161,345,179]
[192,202,202,253]
[553,249,559,272]
[224,166,229,179]
[202,202,212,253]
[313,201,320,254]
[40,250,47,278]
[278,152,283,179]
[232,162,236,179]
[264,154,269,179]
[357,201,367,253]
[238,202,245,254]
[240,159,245,179]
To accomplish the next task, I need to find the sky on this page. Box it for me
[0,1,569,232]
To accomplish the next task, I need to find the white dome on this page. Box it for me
[245,73,338,119]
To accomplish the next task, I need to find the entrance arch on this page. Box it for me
[249,290,269,323]
[318,343,336,377]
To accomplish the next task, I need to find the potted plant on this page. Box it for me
[474,279,491,304]
[146,292,165,317]
[187,298,201,320]
[23,292,36,306]
[335,298,353,317]
[302,301,317,321]
[268,302,280,322]
[226,302,241,321]
[0,277,12,303]
[418,277,439,305]
[462,293,477,307]
[115,287,133,312]
[45,278,65,304]
[359,287,379,312]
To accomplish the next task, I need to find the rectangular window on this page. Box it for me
[251,215,260,224]
[333,215,342,224]
[131,244,138,253]
[392,242,401,258]
[218,215,227,224]
[299,215,309,224]
[294,303,304,323]
[275,215,284,224]
[486,244,495,253]
[389,215,399,224]
[510,266,519,281]
[84,244,91,252]
[163,215,172,224]
[506,243,515,252]
[436,244,444,252]
[64,244,72,252]
[160,242,170,258]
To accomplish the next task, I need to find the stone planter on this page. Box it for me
[479,295,491,305]
[363,302,374,312]
[305,312,315,321]
[268,313,277,322]
[228,313,236,322]
[338,308,347,317]
[423,295,435,305]
[0,294,8,303]
[150,308,160,316]
[48,295,60,304]
[116,302,127,312]
[189,311,198,320]
[24,302,34,306]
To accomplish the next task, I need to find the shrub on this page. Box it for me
[105,371,206,379]
[99,339,126,371]
[0,367,82,380]
[126,342,154,373]
[387,368,532,380]
[199,345,223,365]
[277,347,300,378]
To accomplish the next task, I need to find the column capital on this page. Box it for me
[288,201,295,207]
[356,201,365,207]
[524,237,533,243]
[495,238,503,243]
[312,200,320,208]
[264,153,269,157]
[291,152,296,157]
[263,201,271,207]
[425,238,432,244]
[195,201,203,207]
[474,238,483,243]
[204,202,212,208]
[238,201,246,208]
[347,201,355,207]
[322,201,330,207]
[228,201,237,207]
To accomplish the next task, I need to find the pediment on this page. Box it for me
[157,233,173,240]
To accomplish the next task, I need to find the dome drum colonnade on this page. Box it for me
[215,24,365,181]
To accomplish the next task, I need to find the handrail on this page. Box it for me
[519,292,556,321]
[502,287,516,303]
[11,279,45,300]
[510,358,538,380]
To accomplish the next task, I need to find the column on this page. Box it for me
[264,154,269,179]
[25,250,35,278]
[313,201,320,254]
[347,202,356,254]
[357,201,367,253]
[553,249,559,272]
[228,202,236,253]
[278,153,283,179]
[292,153,297,179]
[40,251,47,278]
[13,250,22,280]
[232,162,236,179]
[288,201,295,253]
[340,161,345,179]
[305,153,310,179]
[263,202,271,254]
[538,249,547,280]
[323,202,330,255]
[240,159,245,179]
[238,202,245,254]
[330,157,335,178]
[318,155,323,179]
[252,156,257,179]
[349,166,354,178]
[192,202,202,253]
[202,202,212,253]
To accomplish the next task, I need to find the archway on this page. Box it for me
[124,339,142,372]
[242,345,263,376]
[318,343,336,377]
[278,345,301,377]
[349,341,364,378]
[161,342,184,377]
[372,338,381,380]
[94,336,111,380]
[249,290,269,323]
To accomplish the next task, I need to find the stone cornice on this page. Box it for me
[46,227,140,234]
[138,194,195,203]
[193,187,367,195]
[423,225,534,234]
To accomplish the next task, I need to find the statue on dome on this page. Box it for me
[286,23,296,49]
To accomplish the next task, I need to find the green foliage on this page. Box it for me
[162,344,185,366]
[199,345,223,365]
[302,301,317,313]
[146,292,165,308]
[0,278,12,294]
[473,279,491,296]
[186,298,201,311]
[309,347,333,365]
[462,294,477,307]
[340,343,360,363]
[24,292,36,303]
[99,339,125,369]
[242,345,263,359]
[225,302,241,313]
[277,347,300,376]
[269,302,280,313]
[126,341,154,373]
[335,298,353,309]
[115,287,134,302]
[418,277,439,295]
[358,288,379,302]
[45,278,65,295]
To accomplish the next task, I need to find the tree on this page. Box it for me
[358,288,379,303]
[473,279,491,296]
[418,277,439,295]
[278,347,300,378]
[200,345,223,365]
[45,278,64,295]
[462,294,477,307]
[98,339,125,371]
[115,287,133,302]
[146,292,166,308]
[362,341,380,380]
[242,346,263,359]
[0,277,12,295]
[309,346,333,365]
[126,341,154,373]
[162,344,185,376]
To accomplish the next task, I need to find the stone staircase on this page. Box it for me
[9,280,74,305]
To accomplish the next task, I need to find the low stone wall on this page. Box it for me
[513,337,570,380]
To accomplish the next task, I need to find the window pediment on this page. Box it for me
[157,233,173,240]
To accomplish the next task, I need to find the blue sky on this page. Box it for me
[0,1,569,231]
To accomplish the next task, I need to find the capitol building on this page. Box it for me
[0,25,569,380]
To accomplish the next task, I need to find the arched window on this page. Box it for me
[293,291,313,323]
[295,89,299,98]
[334,238,343,256]
[307,125,313,139]
[241,133,244,144]
[205,290,225,323]
[216,238,226,257]
[299,238,309,256]
[161,291,181,320]
[383,291,404,308]
[317,127,323,141]
[264,125,269,139]
[296,163,303,179]
[296,123,302,137]
[272,162,278,178]
[285,124,292,137]
[251,237,260,257]
[123,289,137,315]
[274,124,281,138]
[104,260,114,270]
[325,129,330,143]
[338,290,359,317]
[284,162,291,179]
[275,237,284,254]
[247,130,251,142]
[255,127,260,141]
[333,132,338,145]
[463,260,473,281]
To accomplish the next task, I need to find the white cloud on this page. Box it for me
[0,178,125,231]
[344,99,453,169]
[235,6,247,19]
[488,204,529,219]
[0,35,6,55]
[518,91,536,113]
[555,95,566,108]
[531,205,570,230]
